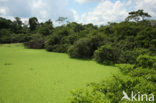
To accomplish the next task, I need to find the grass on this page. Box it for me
[0,43,121,103]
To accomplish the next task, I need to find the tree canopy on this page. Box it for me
[125,9,151,22]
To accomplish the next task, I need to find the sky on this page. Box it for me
[0,0,156,25]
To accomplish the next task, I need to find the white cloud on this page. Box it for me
[39,10,48,18]
[73,0,129,25]
[135,0,156,18]
[0,0,73,22]
[71,9,80,22]
[32,0,46,9]
[0,0,8,2]
[75,0,101,4]
[0,0,156,26]
[0,7,7,15]
[73,0,156,25]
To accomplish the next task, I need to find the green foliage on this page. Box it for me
[94,44,120,65]
[136,27,156,49]
[12,17,23,34]
[0,17,13,29]
[0,31,30,43]
[130,67,156,78]
[29,17,39,31]
[118,55,156,87]
[136,55,156,68]
[56,17,68,24]
[114,22,141,38]
[70,76,156,103]
[45,27,72,52]
[126,9,151,22]
[24,34,45,49]
[46,44,70,53]
[119,48,149,64]
[70,88,108,103]
[0,15,156,65]
[0,29,11,37]
[66,22,85,32]
[72,54,156,103]
[68,38,92,58]
[38,20,53,36]
[116,64,134,74]
[89,34,107,51]
[0,13,156,103]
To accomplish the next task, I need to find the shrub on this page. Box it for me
[153,62,156,70]
[0,29,12,43]
[136,28,156,48]
[45,27,72,53]
[45,35,61,52]
[0,29,11,37]
[10,34,30,43]
[24,34,45,49]
[136,55,155,68]
[70,76,156,103]
[119,50,138,64]
[89,34,107,52]
[46,44,70,53]
[68,38,92,58]
[130,67,156,77]
[116,64,134,74]
[45,34,71,53]
[119,48,149,64]
[94,44,120,65]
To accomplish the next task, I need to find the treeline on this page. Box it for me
[0,16,53,43]
[0,10,156,65]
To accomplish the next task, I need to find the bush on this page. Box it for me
[68,38,92,58]
[46,44,70,53]
[94,44,120,65]
[70,76,156,103]
[119,48,149,64]
[45,35,61,52]
[136,55,155,68]
[45,27,72,53]
[136,28,156,48]
[116,64,134,74]
[0,29,12,43]
[24,34,45,49]
[119,50,137,64]
[153,62,156,70]
[10,34,30,43]
[130,67,154,77]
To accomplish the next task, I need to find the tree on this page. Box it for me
[68,38,92,58]
[29,17,39,31]
[56,17,67,24]
[24,34,45,49]
[0,17,12,29]
[39,19,53,36]
[94,44,120,64]
[13,17,23,33]
[126,9,151,22]
[14,17,22,26]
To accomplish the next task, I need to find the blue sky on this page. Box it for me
[0,0,156,25]
[68,0,99,15]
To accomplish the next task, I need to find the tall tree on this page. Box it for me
[29,17,39,31]
[125,9,151,22]
[14,17,22,26]
[39,19,53,36]
[56,17,67,24]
